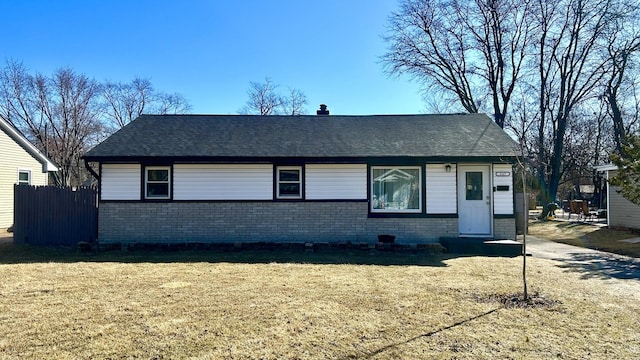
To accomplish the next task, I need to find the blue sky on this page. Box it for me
[1,0,426,115]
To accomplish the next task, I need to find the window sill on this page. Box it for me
[368,213,459,218]
[368,212,425,218]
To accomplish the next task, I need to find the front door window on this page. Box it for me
[466,172,483,200]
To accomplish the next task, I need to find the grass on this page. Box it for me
[529,219,640,258]
[1,239,639,359]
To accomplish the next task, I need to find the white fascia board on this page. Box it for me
[0,115,59,172]
[593,163,617,172]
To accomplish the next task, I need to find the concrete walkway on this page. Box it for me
[522,234,640,280]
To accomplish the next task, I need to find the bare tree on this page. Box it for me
[102,78,192,130]
[0,61,103,186]
[282,87,308,115]
[602,4,640,153]
[383,0,535,128]
[154,92,192,115]
[385,0,640,211]
[239,78,308,116]
[1,60,194,185]
[102,78,153,129]
[515,153,529,301]
[532,0,623,213]
[239,78,283,115]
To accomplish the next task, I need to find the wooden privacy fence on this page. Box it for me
[13,185,98,247]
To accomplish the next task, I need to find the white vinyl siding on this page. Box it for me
[426,164,457,214]
[493,164,514,215]
[173,164,272,200]
[609,189,640,228]
[0,129,50,228]
[305,164,367,200]
[607,170,640,228]
[101,164,141,200]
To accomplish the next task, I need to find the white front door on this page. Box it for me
[458,165,492,236]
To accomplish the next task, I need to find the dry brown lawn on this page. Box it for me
[529,219,640,257]
[1,241,639,359]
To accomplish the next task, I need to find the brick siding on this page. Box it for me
[99,202,515,244]
[494,217,516,239]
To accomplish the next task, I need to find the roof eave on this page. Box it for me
[594,163,617,172]
[0,116,59,173]
[82,154,518,164]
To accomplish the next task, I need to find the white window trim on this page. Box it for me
[371,166,422,213]
[276,166,303,199]
[145,166,171,200]
[17,169,31,185]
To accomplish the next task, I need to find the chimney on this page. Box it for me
[316,104,330,115]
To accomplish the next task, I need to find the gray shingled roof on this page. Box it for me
[84,113,519,160]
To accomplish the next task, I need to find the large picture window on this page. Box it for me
[145,166,171,199]
[277,166,302,199]
[371,166,421,213]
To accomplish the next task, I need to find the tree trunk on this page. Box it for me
[494,112,505,129]
[608,90,625,154]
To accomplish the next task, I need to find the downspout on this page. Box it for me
[84,159,100,248]
[84,160,100,183]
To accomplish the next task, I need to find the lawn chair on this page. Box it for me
[569,200,582,220]
[580,201,597,221]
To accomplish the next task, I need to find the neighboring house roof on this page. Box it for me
[84,113,519,161]
[0,115,58,172]
[579,185,595,194]
[594,164,618,172]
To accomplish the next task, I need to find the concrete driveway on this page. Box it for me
[522,234,640,281]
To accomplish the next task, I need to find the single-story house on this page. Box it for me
[0,115,58,230]
[595,164,640,229]
[83,112,519,246]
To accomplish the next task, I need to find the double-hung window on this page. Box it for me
[17,170,31,185]
[277,166,302,199]
[145,166,171,199]
[371,166,421,213]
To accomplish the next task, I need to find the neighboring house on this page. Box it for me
[0,116,58,230]
[83,112,519,245]
[595,164,640,229]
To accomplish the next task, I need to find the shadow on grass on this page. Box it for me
[347,307,502,359]
[553,252,640,281]
[0,241,457,266]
